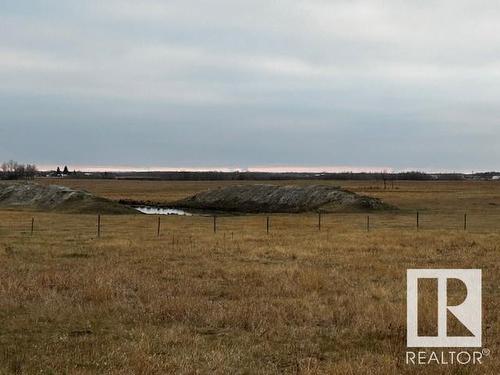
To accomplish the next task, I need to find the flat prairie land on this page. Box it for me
[1,179,500,374]
[37,177,500,213]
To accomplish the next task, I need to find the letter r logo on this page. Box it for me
[407,269,482,347]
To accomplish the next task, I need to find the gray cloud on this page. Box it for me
[1,0,500,171]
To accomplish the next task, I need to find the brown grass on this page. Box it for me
[1,179,499,374]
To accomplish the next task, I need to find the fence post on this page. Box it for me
[213,216,217,233]
[464,213,467,231]
[366,215,370,232]
[416,211,419,231]
[31,217,34,236]
[318,212,321,231]
[157,216,161,237]
[97,214,101,238]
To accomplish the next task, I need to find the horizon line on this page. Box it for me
[35,164,484,174]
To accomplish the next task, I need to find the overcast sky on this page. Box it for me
[1,0,500,172]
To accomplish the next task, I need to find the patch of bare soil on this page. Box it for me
[0,182,137,214]
[172,184,396,213]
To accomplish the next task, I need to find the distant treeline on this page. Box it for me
[4,164,495,181]
[1,160,37,180]
[49,170,495,181]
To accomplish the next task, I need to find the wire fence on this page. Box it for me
[1,210,500,240]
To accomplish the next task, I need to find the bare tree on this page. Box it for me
[25,164,37,179]
[15,164,25,177]
[0,160,37,180]
[7,160,18,173]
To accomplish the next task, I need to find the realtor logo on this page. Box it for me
[407,269,482,347]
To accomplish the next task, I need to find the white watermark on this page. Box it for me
[406,349,490,365]
[405,269,488,365]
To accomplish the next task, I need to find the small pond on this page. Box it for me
[134,206,192,216]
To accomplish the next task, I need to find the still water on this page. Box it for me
[134,206,192,216]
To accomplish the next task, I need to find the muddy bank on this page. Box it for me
[171,184,395,213]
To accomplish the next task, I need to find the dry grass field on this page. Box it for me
[1,179,500,374]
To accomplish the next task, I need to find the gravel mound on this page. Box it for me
[173,184,395,213]
[0,182,137,214]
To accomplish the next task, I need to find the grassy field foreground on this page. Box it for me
[1,180,499,374]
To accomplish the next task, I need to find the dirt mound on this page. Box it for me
[173,184,395,213]
[0,182,137,214]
